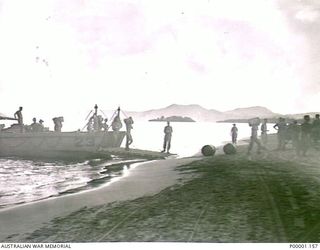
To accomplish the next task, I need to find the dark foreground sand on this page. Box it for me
[2,135,320,242]
[0,157,201,242]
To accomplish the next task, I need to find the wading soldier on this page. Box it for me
[124,116,134,150]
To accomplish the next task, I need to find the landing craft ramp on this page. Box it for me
[101,148,177,160]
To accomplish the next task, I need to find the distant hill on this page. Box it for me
[119,104,281,122]
[124,104,226,122]
[218,110,320,123]
[223,106,279,119]
[105,104,320,123]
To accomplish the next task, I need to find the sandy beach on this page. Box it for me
[2,134,320,242]
[0,157,201,242]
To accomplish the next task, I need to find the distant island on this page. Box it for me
[149,115,196,122]
[216,119,252,123]
[121,104,280,122]
[104,104,319,122]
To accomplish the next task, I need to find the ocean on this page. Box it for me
[0,121,276,209]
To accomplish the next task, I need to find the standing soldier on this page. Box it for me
[86,117,94,132]
[260,118,268,146]
[287,120,300,155]
[53,117,64,132]
[312,114,320,148]
[273,117,287,150]
[93,114,99,131]
[39,119,45,132]
[97,115,104,131]
[161,121,173,154]
[299,115,312,156]
[247,118,263,155]
[231,124,238,144]
[124,116,134,150]
[14,106,23,132]
[102,118,109,131]
[30,118,41,132]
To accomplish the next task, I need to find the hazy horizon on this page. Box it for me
[2,102,320,117]
[2,102,319,133]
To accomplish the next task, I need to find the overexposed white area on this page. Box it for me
[129,121,277,157]
[0,0,319,120]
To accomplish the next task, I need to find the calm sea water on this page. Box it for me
[0,122,276,208]
[128,121,259,157]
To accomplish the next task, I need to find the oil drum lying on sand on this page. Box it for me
[223,143,237,155]
[201,145,216,156]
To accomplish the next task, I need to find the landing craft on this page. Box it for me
[0,106,126,160]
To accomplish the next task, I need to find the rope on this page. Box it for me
[109,108,120,122]
[120,109,129,118]
[85,110,93,121]
[81,121,90,131]
[99,109,108,118]
[82,108,106,131]
[81,107,122,132]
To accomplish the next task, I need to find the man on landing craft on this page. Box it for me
[14,106,23,132]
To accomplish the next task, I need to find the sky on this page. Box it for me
[1,0,320,129]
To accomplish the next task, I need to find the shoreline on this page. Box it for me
[5,132,320,242]
[0,158,149,210]
[18,133,320,243]
[0,156,202,241]
[0,133,252,242]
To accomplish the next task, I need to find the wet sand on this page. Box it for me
[0,157,201,241]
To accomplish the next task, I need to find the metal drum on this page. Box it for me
[223,143,237,155]
[201,145,216,156]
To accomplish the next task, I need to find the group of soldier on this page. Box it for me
[86,115,108,132]
[231,114,320,156]
[123,118,173,153]
[29,117,45,132]
[14,106,63,133]
[14,106,45,133]
[273,114,320,156]
[12,105,173,153]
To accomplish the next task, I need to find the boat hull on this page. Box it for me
[0,131,126,160]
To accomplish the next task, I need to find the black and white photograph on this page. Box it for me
[0,0,320,247]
